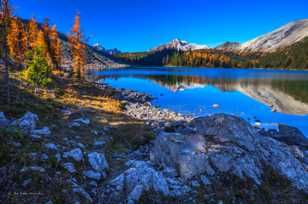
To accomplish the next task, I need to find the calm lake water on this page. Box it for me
[94,67,308,136]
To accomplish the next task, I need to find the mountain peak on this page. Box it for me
[240,19,308,52]
[151,39,208,52]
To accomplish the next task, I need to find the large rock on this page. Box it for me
[99,160,190,203]
[151,114,308,191]
[11,112,38,133]
[273,124,308,148]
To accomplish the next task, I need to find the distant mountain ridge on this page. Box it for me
[215,42,241,52]
[151,39,209,52]
[240,19,308,52]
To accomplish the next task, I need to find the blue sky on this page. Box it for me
[11,0,308,52]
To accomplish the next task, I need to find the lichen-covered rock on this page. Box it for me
[151,114,308,191]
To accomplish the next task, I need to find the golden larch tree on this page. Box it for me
[6,16,18,61]
[68,13,86,78]
[49,25,62,68]
[27,17,38,49]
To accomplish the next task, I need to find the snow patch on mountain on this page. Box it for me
[151,39,209,52]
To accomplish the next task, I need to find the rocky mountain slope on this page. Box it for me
[215,41,241,52]
[151,38,209,52]
[240,19,308,52]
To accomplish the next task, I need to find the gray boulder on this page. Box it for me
[11,112,38,133]
[275,124,308,148]
[87,152,109,172]
[99,160,190,203]
[151,114,308,191]
[64,148,83,162]
[83,170,102,181]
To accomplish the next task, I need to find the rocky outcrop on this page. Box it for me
[99,113,308,203]
[152,114,308,190]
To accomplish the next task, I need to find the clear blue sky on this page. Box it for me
[11,0,308,52]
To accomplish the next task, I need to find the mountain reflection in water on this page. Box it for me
[92,67,308,135]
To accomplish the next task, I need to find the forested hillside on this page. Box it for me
[114,37,308,70]
[259,37,308,69]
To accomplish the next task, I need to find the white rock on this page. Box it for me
[63,162,76,173]
[212,104,220,108]
[12,112,38,133]
[31,127,51,136]
[21,166,46,173]
[64,148,83,162]
[74,118,90,125]
[83,170,101,181]
[88,152,109,172]
[45,143,58,151]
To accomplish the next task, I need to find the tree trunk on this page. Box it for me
[1,0,11,104]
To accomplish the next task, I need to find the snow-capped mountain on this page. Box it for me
[151,39,209,52]
[240,19,308,52]
[93,43,121,55]
[215,42,241,52]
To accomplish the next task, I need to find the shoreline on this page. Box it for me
[1,75,308,203]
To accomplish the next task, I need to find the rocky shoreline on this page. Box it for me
[95,82,308,203]
[1,81,308,204]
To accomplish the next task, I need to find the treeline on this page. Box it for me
[115,49,259,68]
[7,17,62,68]
[1,0,87,104]
[259,37,308,69]
[6,14,87,77]
[115,38,308,70]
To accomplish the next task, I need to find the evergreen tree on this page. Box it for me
[24,46,52,89]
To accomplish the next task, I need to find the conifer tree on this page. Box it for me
[0,0,11,104]
[28,17,38,49]
[49,25,62,68]
[6,16,18,61]
[68,13,86,78]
